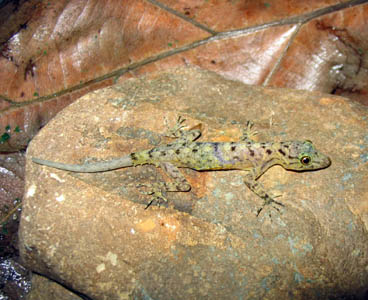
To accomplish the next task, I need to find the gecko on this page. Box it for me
[32,117,331,216]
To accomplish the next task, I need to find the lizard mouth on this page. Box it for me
[317,155,332,169]
[325,156,332,167]
[304,155,331,171]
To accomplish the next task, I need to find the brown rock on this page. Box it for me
[27,273,83,300]
[19,67,368,299]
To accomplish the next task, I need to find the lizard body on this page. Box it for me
[32,117,331,215]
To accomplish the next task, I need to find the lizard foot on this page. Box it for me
[241,121,258,142]
[136,183,169,208]
[256,194,284,217]
[164,115,186,138]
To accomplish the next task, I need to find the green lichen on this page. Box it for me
[0,132,10,144]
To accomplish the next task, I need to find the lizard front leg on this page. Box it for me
[137,162,191,208]
[243,168,284,216]
[164,116,201,143]
[240,121,258,143]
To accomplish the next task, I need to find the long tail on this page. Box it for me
[31,155,133,173]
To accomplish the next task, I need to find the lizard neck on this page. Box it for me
[252,142,288,178]
[269,142,292,169]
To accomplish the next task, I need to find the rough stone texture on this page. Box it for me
[0,152,25,212]
[20,67,368,299]
[27,273,83,300]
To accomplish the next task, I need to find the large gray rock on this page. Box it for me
[20,67,368,299]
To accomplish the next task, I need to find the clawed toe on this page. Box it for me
[256,198,284,217]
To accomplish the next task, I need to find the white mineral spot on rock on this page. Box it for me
[96,263,105,273]
[106,251,118,266]
[165,223,177,231]
[55,194,65,202]
[50,173,65,182]
[48,245,57,256]
[26,184,36,197]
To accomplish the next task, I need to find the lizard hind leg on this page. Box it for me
[136,162,191,208]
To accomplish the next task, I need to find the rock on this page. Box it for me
[0,258,31,299]
[27,273,83,300]
[19,67,368,299]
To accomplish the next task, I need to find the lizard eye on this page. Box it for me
[300,155,311,165]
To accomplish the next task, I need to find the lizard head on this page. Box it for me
[278,140,331,171]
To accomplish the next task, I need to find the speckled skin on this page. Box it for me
[32,117,331,215]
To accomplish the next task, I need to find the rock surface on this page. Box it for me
[27,273,83,300]
[20,67,368,299]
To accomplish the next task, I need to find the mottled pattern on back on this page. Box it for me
[132,141,257,170]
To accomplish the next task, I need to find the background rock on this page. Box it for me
[19,68,368,299]
[26,273,84,300]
